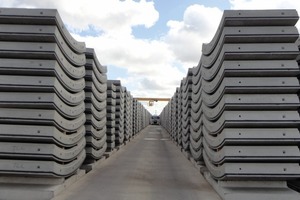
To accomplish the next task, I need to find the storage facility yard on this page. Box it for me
[0,7,299,200]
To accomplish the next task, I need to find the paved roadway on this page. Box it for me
[54,125,221,200]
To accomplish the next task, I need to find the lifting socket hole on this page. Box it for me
[283,151,286,154]
[283,133,286,136]
[282,115,286,118]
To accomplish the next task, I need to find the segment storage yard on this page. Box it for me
[0,7,299,200]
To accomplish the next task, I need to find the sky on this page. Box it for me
[1,0,300,115]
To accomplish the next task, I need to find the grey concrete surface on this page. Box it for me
[54,125,221,200]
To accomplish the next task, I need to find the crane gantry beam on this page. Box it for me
[134,97,170,102]
[134,97,171,106]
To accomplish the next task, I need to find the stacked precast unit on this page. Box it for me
[84,48,107,163]
[132,99,138,135]
[106,80,117,151]
[124,89,133,140]
[134,100,151,134]
[201,9,300,181]
[112,80,125,145]
[181,69,192,152]
[0,8,86,177]
[161,9,300,195]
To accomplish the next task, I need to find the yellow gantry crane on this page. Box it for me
[134,97,170,106]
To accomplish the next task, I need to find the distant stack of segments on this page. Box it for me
[170,95,177,141]
[143,104,151,130]
[111,80,125,145]
[132,99,138,135]
[107,81,117,151]
[177,82,183,147]
[0,8,86,177]
[133,101,151,134]
[160,102,171,133]
[190,64,203,162]
[163,100,171,137]
[199,10,300,180]
[174,88,181,146]
[138,101,142,134]
[181,69,192,152]
[137,101,151,133]
[135,100,141,135]
[84,48,107,163]
[137,102,142,133]
[124,89,133,140]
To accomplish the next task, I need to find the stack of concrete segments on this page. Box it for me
[135,100,142,135]
[177,81,183,147]
[0,8,86,177]
[174,88,181,146]
[84,48,107,163]
[181,69,192,151]
[136,101,151,133]
[167,96,174,140]
[132,99,138,135]
[288,37,300,192]
[143,105,151,129]
[161,9,300,186]
[106,81,117,151]
[189,64,203,162]
[161,101,172,138]
[111,80,125,145]
[124,89,133,140]
[200,9,300,181]
[170,94,177,142]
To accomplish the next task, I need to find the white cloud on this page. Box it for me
[0,0,159,36]
[72,33,185,99]
[165,4,223,65]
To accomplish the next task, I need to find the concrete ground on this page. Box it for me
[54,125,221,200]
